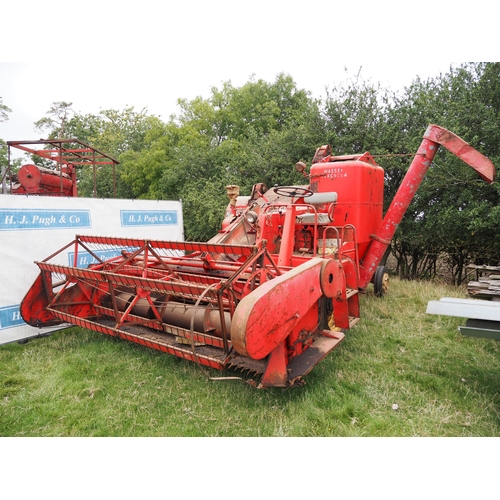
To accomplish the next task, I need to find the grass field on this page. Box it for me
[1,276,500,437]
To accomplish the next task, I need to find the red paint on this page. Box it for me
[358,125,495,289]
[19,125,496,387]
[310,152,384,258]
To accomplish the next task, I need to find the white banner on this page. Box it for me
[0,195,184,344]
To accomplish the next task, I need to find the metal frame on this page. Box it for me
[3,138,120,197]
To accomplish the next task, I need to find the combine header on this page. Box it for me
[21,125,496,387]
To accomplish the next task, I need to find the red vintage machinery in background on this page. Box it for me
[12,163,78,196]
[5,139,119,197]
[21,125,496,387]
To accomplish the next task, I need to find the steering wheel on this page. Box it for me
[273,186,313,198]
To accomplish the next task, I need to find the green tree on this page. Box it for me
[25,68,500,278]
[118,74,324,240]
[33,104,164,198]
[322,71,397,154]
[34,101,74,138]
[0,97,12,123]
[73,107,164,198]
[382,63,500,283]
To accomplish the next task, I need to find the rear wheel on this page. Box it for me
[374,266,389,297]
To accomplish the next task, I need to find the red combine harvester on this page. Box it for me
[20,125,496,387]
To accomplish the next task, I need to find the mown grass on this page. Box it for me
[1,277,500,436]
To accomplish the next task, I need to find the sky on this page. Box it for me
[0,59,454,146]
[1,1,495,158]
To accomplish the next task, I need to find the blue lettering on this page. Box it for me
[0,209,91,231]
[121,210,178,227]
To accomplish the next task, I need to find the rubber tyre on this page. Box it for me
[374,265,389,297]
